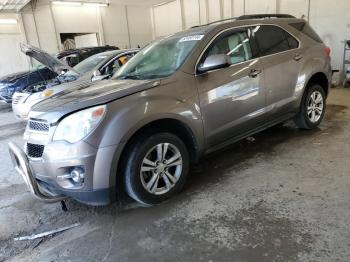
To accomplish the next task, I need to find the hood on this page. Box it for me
[0,70,32,84]
[20,43,77,75]
[30,79,160,123]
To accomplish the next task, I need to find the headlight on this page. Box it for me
[53,105,107,143]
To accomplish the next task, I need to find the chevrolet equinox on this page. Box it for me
[9,14,332,206]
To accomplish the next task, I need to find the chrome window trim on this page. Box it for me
[195,23,301,76]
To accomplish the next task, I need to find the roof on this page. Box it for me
[184,14,303,35]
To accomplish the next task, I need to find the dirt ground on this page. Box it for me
[1,88,350,262]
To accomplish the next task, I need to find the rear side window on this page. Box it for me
[253,25,290,56]
[289,22,323,43]
[285,32,299,49]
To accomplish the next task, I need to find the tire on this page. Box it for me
[294,84,326,129]
[122,132,190,206]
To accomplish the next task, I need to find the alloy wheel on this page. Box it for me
[307,90,324,123]
[140,143,183,195]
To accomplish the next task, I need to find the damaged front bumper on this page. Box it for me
[8,142,66,202]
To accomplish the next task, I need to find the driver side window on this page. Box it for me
[201,29,253,67]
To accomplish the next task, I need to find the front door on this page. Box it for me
[195,28,267,148]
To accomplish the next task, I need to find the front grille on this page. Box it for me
[27,143,45,158]
[29,120,50,132]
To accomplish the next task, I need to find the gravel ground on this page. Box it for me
[1,88,350,261]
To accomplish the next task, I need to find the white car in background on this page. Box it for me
[12,44,138,120]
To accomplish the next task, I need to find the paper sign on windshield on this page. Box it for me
[179,35,204,42]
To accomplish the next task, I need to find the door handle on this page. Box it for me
[294,53,303,61]
[248,69,262,78]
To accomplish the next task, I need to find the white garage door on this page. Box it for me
[75,33,99,48]
[0,34,29,78]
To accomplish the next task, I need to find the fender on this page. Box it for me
[293,50,331,107]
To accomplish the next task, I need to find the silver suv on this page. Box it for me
[9,14,332,206]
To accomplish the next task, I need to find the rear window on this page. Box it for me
[289,22,323,43]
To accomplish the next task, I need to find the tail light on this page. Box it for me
[325,46,331,58]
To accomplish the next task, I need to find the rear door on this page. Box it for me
[195,27,267,148]
[252,25,302,118]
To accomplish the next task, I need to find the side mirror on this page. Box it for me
[197,54,231,73]
[91,70,108,82]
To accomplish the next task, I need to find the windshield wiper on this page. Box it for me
[118,73,165,80]
[118,73,142,80]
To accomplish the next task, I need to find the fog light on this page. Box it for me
[71,168,85,183]
[56,167,85,185]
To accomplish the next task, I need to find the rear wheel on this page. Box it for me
[122,132,189,206]
[294,84,326,129]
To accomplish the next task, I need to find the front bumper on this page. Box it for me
[8,138,119,206]
[8,142,66,202]
[12,105,30,120]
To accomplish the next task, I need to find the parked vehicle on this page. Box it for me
[0,45,118,103]
[9,14,331,206]
[12,48,138,120]
[56,45,119,67]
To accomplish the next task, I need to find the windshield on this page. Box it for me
[115,34,203,80]
[66,53,110,76]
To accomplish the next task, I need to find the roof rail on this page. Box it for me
[237,14,295,20]
[191,17,238,28]
[190,14,296,29]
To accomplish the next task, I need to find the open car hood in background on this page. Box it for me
[20,43,78,76]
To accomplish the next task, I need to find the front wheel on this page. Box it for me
[123,132,189,206]
[294,84,326,129]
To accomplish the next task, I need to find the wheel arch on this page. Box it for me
[111,116,203,194]
[120,117,201,162]
[305,72,330,97]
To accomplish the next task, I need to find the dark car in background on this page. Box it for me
[0,45,118,103]
[57,45,119,67]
